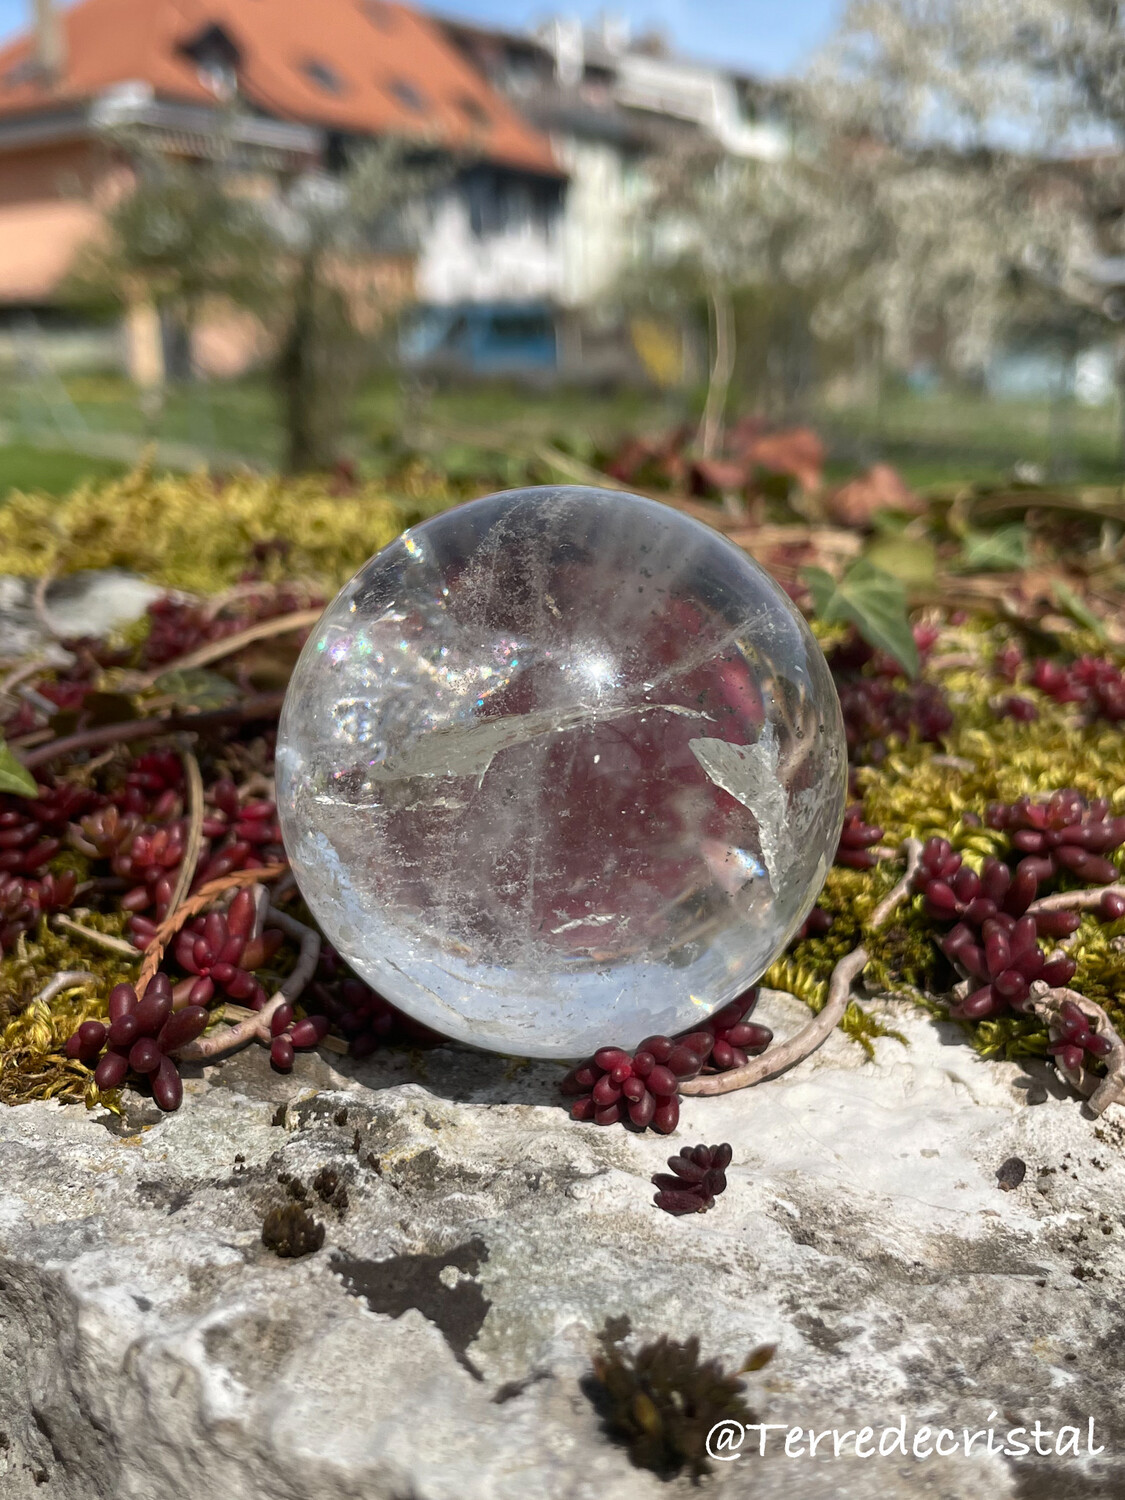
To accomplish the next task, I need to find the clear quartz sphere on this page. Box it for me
[277,485,846,1059]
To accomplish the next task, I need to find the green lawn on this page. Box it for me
[0,374,283,468]
[0,373,1120,499]
[816,388,1123,488]
[0,442,127,497]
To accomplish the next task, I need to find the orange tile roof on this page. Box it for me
[0,0,561,175]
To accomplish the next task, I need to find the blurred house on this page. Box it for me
[0,0,565,381]
[440,11,791,380]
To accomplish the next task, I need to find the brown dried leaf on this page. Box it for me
[745,427,825,494]
[826,464,923,528]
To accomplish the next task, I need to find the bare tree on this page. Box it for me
[267,145,430,472]
[69,136,427,472]
[633,144,825,455]
[807,0,1125,437]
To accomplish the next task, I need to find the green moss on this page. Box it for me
[840,1001,907,1059]
[762,644,1125,1067]
[0,915,138,1109]
[0,464,433,594]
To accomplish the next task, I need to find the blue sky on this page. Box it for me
[0,0,844,76]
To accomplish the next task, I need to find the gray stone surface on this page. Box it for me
[1,990,1123,1500]
[0,570,165,660]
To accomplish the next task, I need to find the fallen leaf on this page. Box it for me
[745,427,825,493]
[961,525,1029,571]
[864,534,937,586]
[826,464,923,528]
[693,457,750,493]
[1051,580,1106,639]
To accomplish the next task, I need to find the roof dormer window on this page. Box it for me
[458,95,491,129]
[198,59,236,99]
[303,58,346,95]
[388,77,426,112]
[180,24,240,100]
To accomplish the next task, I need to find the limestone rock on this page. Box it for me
[0,570,164,661]
[1,991,1123,1498]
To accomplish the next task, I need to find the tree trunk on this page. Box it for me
[278,253,329,475]
[698,284,736,460]
[280,246,337,471]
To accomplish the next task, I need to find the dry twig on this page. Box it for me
[21,694,286,771]
[31,575,65,640]
[165,740,205,917]
[0,657,54,700]
[1027,885,1125,916]
[52,914,140,959]
[33,970,97,1004]
[132,608,321,688]
[134,865,287,999]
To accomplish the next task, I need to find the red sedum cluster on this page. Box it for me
[652,1143,732,1215]
[1049,999,1113,1073]
[561,992,770,1131]
[911,789,1125,1025]
[170,888,283,1009]
[562,1037,708,1133]
[985,791,1125,886]
[836,805,884,870]
[65,973,208,1111]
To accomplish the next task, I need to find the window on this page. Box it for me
[490,311,552,344]
[302,58,346,95]
[463,169,561,240]
[387,77,426,112]
[458,95,491,129]
[181,24,240,98]
[198,60,237,98]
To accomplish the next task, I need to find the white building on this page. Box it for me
[443,12,792,318]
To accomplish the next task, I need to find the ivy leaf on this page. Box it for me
[864,533,936,586]
[961,525,1028,572]
[0,740,39,798]
[153,668,239,711]
[1051,580,1105,640]
[803,559,919,678]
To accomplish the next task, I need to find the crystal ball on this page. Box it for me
[276,485,846,1059]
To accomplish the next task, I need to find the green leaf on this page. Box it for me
[869,509,912,536]
[802,565,837,617]
[961,524,1028,572]
[864,534,937,587]
[1051,580,1106,639]
[153,668,239,711]
[0,740,39,798]
[802,558,919,678]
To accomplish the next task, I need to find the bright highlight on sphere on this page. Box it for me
[277,486,846,1059]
